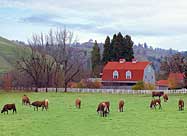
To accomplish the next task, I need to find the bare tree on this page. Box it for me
[16,47,45,92]
[16,28,85,92]
[46,28,85,92]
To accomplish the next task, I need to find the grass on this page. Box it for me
[0,36,29,74]
[0,91,187,136]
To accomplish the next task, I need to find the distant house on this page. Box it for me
[101,59,155,89]
[156,80,169,90]
[157,73,185,90]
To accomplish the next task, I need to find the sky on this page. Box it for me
[0,0,187,51]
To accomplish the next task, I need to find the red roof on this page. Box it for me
[156,80,168,86]
[104,62,150,70]
[102,61,151,81]
[168,73,184,80]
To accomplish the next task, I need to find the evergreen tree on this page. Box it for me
[91,40,101,77]
[102,32,134,63]
[115,32,124,60]
[123,35,134,61]
[102,36,111,64]
[110,34,117,61]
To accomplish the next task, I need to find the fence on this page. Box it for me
[38,88,187,94]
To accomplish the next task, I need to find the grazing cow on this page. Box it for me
[150,99,162,109]
[118,100,125,112]
[178,99,184,111]
[75,98,81,109]
[97,102,109,117]
[44,99,49,110]
[152,91,164,98]
[22,95,30,106]
[1,104,17,114]
[103,101,110,112]
[163,94,168,102]
[31,99,48,111]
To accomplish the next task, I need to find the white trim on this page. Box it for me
[102,80,137,83]
[126,70,132,79]
[113,70,119,79]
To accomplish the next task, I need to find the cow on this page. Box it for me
[150,99,162,109]
[118,100,125,112]
[22,95,30,106]
[152,91,164,98]
[75,98,81,109]
[163,94,168,102]
[178,99,184,111]
[44,99,49,110]
[31,99,48,111]
[103,101,110,112]
[97,101,110,114]
[1,104,17,114]
[97,102,109,117]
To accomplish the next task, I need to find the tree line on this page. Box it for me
[91,32,134,77]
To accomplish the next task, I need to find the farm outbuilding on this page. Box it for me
[101,59,155,89]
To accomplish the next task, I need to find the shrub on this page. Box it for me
[132,81,155,90]
[132,81,144,90]
[144,83,155,90]
[69,79,102,89]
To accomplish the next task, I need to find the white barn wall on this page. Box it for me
[143,64,155,84]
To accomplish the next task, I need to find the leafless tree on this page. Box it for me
[45,28,85,92]
[16,47,46,92]
[16,28,86,92]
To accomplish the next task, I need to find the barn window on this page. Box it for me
[126,71,132,79]
[113,70,119,79]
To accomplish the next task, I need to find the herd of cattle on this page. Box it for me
[0,92,185,117]
[1,95,49,114]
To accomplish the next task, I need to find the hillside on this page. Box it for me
[0,37,181,76]
[0,37,27,74]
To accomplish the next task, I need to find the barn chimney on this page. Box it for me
[132,58,138,63]
[119,59,126,63]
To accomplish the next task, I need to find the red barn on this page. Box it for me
[101,59,155,89]
[156,80,169,90]
[156,73,185,90]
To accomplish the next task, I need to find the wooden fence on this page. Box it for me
[38,88,187,94]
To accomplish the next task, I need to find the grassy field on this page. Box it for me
[0,91,187,136]
[0,37,29,74]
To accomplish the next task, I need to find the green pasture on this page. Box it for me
[0,91,187,136]
[0,37,29,74]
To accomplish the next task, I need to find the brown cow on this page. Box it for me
[31,99,48,111]
[118,100,125,112]
[178,99,184,111]
[1,104,17,114]
[97,102,109,117]
[150,99,162,109]
[104,101,110,112]
[75,98,81,109]
[163,94,168,102]
[152,91,164,98]
[22,95,30,106]
[44,99,49,110]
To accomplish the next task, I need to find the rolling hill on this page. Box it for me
[0,36,27,74]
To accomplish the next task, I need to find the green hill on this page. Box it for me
[0,36,28,74]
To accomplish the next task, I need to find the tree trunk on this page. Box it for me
[35,87,38,92]
[64,83,68,92]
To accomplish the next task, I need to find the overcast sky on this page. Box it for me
[0,0,187,51]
